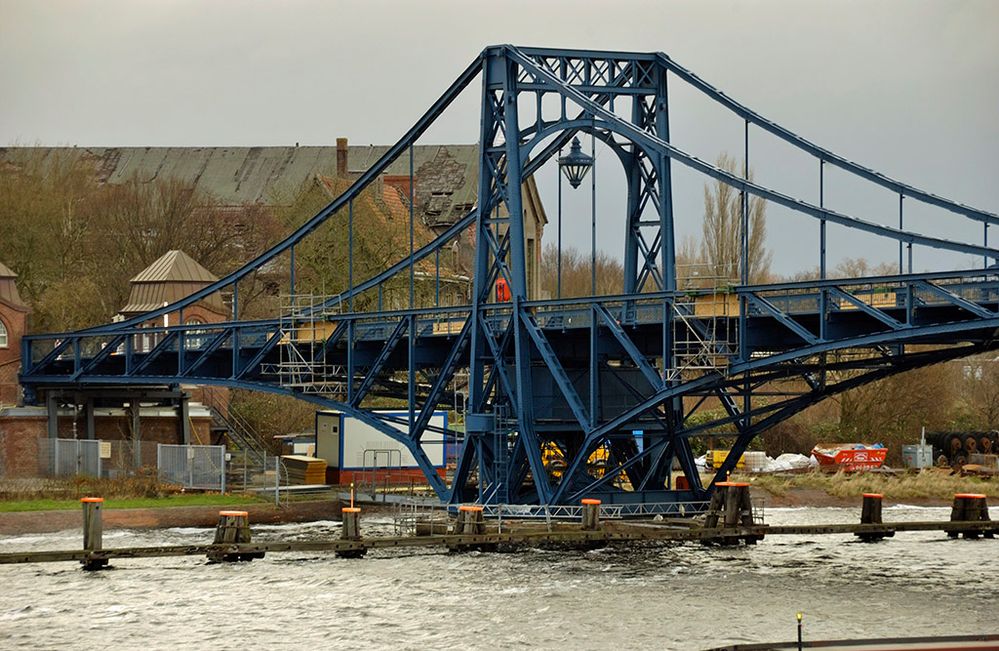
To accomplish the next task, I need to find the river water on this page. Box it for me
[0,506,996,650]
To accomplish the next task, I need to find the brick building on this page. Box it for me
[0,254,218,477]
[0,261,29,408]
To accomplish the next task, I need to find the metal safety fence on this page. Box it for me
[156,444,226,491]
[479,500,713,520]
[37,438,102,478]
[393,500,716,536]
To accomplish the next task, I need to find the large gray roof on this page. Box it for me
[0,145,480,207]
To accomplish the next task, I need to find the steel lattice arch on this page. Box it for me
[19,46,999,510]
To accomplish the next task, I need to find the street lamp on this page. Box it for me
[558,136,594,189]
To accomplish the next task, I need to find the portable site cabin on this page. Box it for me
[314,410,449,485]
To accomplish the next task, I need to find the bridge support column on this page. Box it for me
[177,394,190,445]
[84,399,95,440]
[131,403,141,468]
[46,393,58,439]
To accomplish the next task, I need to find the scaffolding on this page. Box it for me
[264,293,348,398]
[669,264,740,381]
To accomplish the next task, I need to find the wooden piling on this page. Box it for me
[855,493,893,542]
[448,505,495,552]
[581,499,601,531]
[704,487,725,529]
[459,505,485,535]
[336,507,366,558]
[704,482,761,545]
[81,497,108,571]
[207,510,264,562]
[949,493,994,539]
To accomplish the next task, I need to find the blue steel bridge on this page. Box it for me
[19,46,999,511]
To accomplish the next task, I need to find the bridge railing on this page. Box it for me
[20,268,999,385]
[743,270,999,316]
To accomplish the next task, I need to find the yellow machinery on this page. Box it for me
[706,449,745,470]
[542,442,611,479]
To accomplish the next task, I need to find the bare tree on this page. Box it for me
[701,154,771,285]
[540,243,624,298]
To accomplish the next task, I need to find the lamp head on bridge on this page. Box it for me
[558,137,594,189]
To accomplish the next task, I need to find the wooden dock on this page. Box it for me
[1,518,996,567]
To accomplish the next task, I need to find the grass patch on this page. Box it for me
[0,473,270,512]
[734,468,999,500]
[0,493,267,513]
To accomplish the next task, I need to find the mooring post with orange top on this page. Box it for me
[80,497,108,571]
[207,510,263,562]
[723,483,742,528]
[458,505,485,535]
[949,493,993,539]
[581,498,601,531]
[337,506,366,558]
[341,507,362,541]
[856,493,892,542]
[449,505,496,552]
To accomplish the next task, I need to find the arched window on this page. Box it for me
[0,320,8,348]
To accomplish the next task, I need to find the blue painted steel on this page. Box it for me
[18,45,999,510]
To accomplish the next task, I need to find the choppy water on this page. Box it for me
[0,506,996,650]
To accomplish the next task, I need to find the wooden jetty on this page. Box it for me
[0,492,994,568]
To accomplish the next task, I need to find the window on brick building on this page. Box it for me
[0,320,7,348]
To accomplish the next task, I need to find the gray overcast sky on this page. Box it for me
[2,0,997,277]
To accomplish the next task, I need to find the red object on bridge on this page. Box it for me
[495,278,511,302]
[811,444,887,472]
